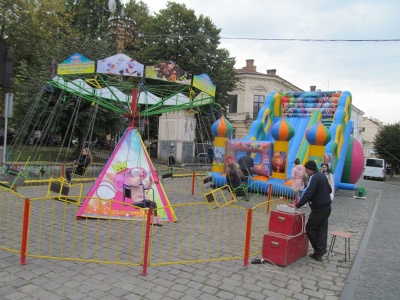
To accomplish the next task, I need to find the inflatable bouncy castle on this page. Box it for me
[212,91,364,193]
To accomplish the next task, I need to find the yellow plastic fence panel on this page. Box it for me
[0,187,26,254]
[26,197,148,266]
[165,166,196,179]
[46,178,84,205]
[249,201,270,257]
[203,185,236,209]
[149,202,249,266]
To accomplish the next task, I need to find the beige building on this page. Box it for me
[227,59,303,139]
[350,105,365,144]
[362,117,383,158]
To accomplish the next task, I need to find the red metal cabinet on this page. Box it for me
[269,210,305,235]
[262,232,308,266]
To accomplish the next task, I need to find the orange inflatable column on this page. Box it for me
[212,137,227,172]
[270,118,295,180]
[211,116,233,173]
[305,121,332,167]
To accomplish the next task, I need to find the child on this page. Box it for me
[127,172,162,226]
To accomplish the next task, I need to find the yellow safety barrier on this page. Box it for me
[148,202,249,266]
[26,197,148,267]
[0,175,301,272]
[0,188,26,255]
[46,177,84,205]
[203,185,236,209]
[249,201,270,257]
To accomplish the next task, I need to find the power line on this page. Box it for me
[143,34,400,43]
[221,37,400,42]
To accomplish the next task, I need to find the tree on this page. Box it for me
[134,2,237,142]
[64,0,114,38]
[1,0,124,149]
[1,0,237,151]
[373,123,400,177]
[0,0,79,131]
[138,2,236,108]
[123,1,151,55]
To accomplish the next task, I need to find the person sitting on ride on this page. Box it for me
[238,152,254,180]
[65,147,92,184]
[226,162,245,190]
[127,171,162,226]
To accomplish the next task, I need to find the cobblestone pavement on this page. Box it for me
[0,176,399,300]
[341,175,400,300]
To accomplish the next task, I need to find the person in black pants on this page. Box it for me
[168,152,175,170]
[65,147,92,184]
[237,152,254,179]
[289,160,332,262]
[226,162,245,190]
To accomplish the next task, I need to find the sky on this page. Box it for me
[131,0,400,124]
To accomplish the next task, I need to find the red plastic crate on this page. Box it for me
[269,210,305,235]
[262,232,308,266]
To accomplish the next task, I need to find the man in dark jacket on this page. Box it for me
[168,152,175,170]
[289,160,332,262]
[237,152,254,179]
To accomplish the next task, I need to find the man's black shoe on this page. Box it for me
[309,253,322,262]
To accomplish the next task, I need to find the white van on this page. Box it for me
[363,158,386,181]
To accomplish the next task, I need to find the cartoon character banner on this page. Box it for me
[97,54,144,77]
[225,140,272,177]
[145,61,191,84]
[77,127,176,222]
[192,74,216,97]
[58,53,95,75]
[272,151,286,173]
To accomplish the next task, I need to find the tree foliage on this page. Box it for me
[0,0,236,149]
[133,2,236,141]
[373,123,400,176]
[138,2,236,108]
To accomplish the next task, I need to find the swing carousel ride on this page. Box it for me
[1,52,219,223]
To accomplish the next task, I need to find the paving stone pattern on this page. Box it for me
[1,176,399,299]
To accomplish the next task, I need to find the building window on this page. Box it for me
[228,95,238,113]
[231,127,236,139]
[253,95,264,119]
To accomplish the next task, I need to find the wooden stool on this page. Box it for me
[328,230,352,262]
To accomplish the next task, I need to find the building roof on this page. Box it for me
[234,59,303,91]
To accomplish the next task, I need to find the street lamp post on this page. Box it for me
[3,93,13,165]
